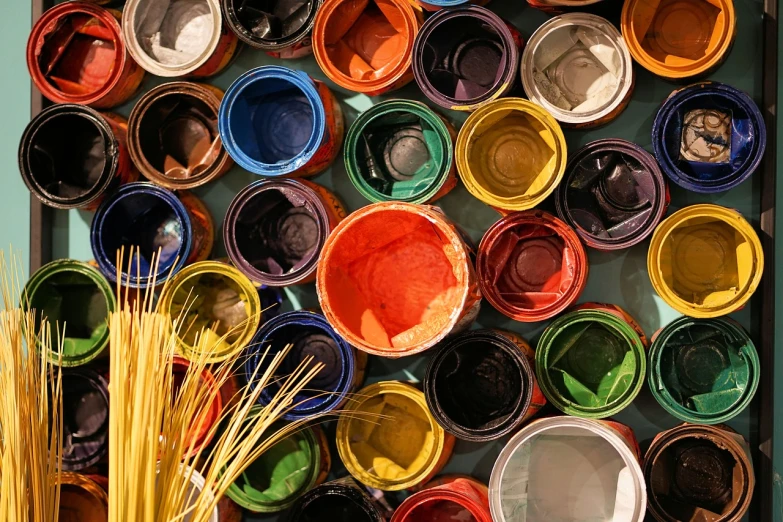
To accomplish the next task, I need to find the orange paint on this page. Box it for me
[59,473,109,522]
[170,357,222,458]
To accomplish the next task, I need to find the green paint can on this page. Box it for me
[345,100,457,204]
[649,316,759,424]
[535,309,647,418]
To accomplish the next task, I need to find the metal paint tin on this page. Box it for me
[651,82,766,193]
[171,356,222,456]
[58,472,109,522]
[59,368,110,471]
[391,476,491,522]
[647,204,763,318]
[219,66,344,177]
[286,478,388,521]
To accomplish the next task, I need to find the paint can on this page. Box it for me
[59,368,110,471]
[312,0,422,96]
[219,66,343,177]
[572,302,649,345]
[535,308,647,418]
[412,0,489,10]
[317,202,481,358]
[649,316,759,424]
[651,82,766,193]
[122,0,239,78]
[413,6,523,112]
[158,261,262,363]
[345,100,457,204]
[644,424,753,522]
[525,0,605,13]
[171,357,222,456]
[621,0,735,79]
[19,104,138,211]
[521,14,634,127]
[423,329,546,442]
[23,260,115,367]
[647,204,763,318]
[128,82,232,190]
[455,98,567,211]
[169,467,219,522]
[224,179,345,287]
[287,477,389,521]
[59,472,109,522]
[391,476,491,522]
[27,2,145,109]
[489,417,646,522]
[476,210,588,322]
[336,381,455,491]
[555,138,669,250]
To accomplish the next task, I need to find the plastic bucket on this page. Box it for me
[128,82,232,190]
[651,82,765,193]
[219,66,343,177]
[555,138,669,250]
[317,202,481,357]
[336,381,455,491]
[477,210,588,322]
[644,424,753,522]
[27,2,145,108]
[423,329,546,441]
[649,316,759,424]
[345,100,457,204]
[171,357,222,456]
[59,473,109,522]
[489,417,646,522]
[647,204,763,318]
[413,6,523,112]
[312,0,422,96]
[456,98,567,211]
[287,478,388,521]
[535,308,647,418]
[521,14,634,127]
[391,476,491,522]
[60,369,110,471]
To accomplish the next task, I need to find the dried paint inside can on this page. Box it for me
[58,369,109,471]
[392,477,491,522]
[223,0,319,51]
[59,473,109,522]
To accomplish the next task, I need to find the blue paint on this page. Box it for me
[652,82,766,193]
[219,66,326,177]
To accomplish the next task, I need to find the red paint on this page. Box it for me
[171,357,222,457]
[392,477,491,522]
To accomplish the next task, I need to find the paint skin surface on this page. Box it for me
[59,483,108,522]
[403,499,478,522]
[136,0,215,66]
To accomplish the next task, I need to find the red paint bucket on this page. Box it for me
[391,476,491,522]
[170,357,222,458]
[27,2,145,109]
[477,209,588,322]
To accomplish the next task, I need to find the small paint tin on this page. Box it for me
[649,316,759,424]
[59,472,109,522]
[171,357,222,456]
[535,308,647,418]
[336,381,455,491]
[19,104,138,211]
[27,2,145,109]
[647,204,763,318]
[312,0,422,96]
[621,0,735,79]
[345,100,457,204]
[122,0,239,78]
[317,202,481,358]
[652,82,766,193]
[158,261,262,363]
[60,368,110,471]
[423,329,546,442]
[490,417,646,522]
[555,138,669,250]
[456,98,567,211]
[128,82,232,190]
[521,14,634,127]
[644,424,753,522]
[287,478,389,521]
[391,476,491,522]
[23,260,115,367]
[219,66,344,177]
[413,6,522,112]
[477,210,588,322]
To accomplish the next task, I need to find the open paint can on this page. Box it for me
[477,210,588,322]
[128,82,232,190]
[423,329,546,441]
[219,66,343,177]
[312,0,422,96]
[525,0,606,12]
[159,467,219,522]
[456,98,567,211]
[345,100,457,204]
[171,357,222,456]
[59,472,109,522]
[27,2,145,108]
[413,6,522,112]
[649,316,759,424]
[521,14,634,127]
[644,424,753,522]
[224,179,345,286]
[24,260,115,367]
[535,308,647,418]
[647,204,763,318]
[652,82,765,193]
[287,478,388,521]
[19,104,138,211]
[336,381,455,491]
[59,369,110,471]
[555,138,669,250]
[392,476,491,522]
[317,202,481,358]
[490,417,646,522]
